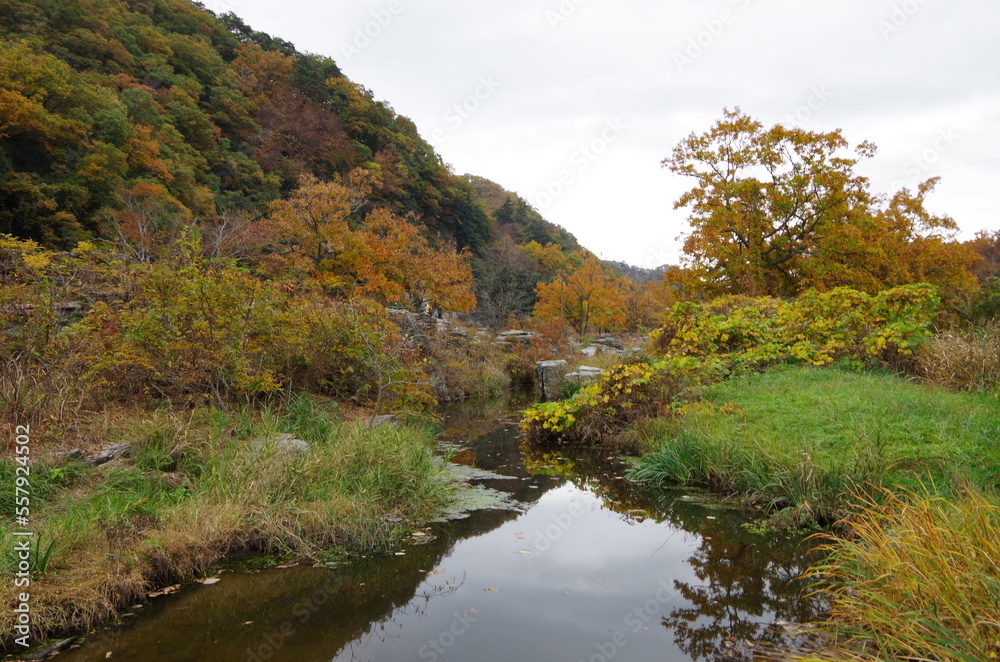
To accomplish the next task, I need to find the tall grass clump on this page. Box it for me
[915,323,1000,395]
[809,489,1000,662]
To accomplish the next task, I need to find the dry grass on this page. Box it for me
[805,489,1000,662]
[915,323,1000,395]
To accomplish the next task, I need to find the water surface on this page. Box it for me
[55,401,822,662]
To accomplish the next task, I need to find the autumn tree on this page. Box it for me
[349,207,476,312]
[664,108,874,297]
[264,174,475,311]
[263,169,376,278]
[665,109,980,304]
[533,255,626,335]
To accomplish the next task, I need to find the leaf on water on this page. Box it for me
[469,609,480,614]
[516,549,534,555]
[483,587,499,592]
[148,584,180,598]
[200,577,220,585]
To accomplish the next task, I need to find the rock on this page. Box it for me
[496,330,539,344]
[566,366,605,384]
[593,336,625,350]
[23,638,77,660]
[252,433,309,457]
[581,342,623,357]
[536,360,570,401]
[369,414,400,429]
[87,442,132,466]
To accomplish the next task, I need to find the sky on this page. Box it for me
[198,0,1000,268]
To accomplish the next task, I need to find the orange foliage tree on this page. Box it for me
[533,256,627,335]
[264,174,475,311]
[664,109,979,305]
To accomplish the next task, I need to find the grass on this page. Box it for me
[914,322,1000,395]
[0,396,451,648]
[800,489,1000,662]
[630,365,1000,524]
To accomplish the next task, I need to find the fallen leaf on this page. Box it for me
[483,587,499,592]
[426,569,445,576]
[200,577,220,585]
[243,621,254,626]
[147,584,180,598]
[469,609,479,614]
[516,549,534,555]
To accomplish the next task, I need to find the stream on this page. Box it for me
[54,398,824,662]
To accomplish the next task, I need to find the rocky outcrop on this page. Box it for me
[536,360,569,401]
[580,336,626,358]
[565,366,605,384]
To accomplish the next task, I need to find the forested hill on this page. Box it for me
[464,175,582,253]
[0,0,501,251]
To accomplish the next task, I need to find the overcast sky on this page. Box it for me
[199,0,999,267]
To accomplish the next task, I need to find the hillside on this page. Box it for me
[464,175,582,253]
[0,0,489,250]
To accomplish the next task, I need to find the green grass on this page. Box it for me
[630,366,1000,524]
[0,396,452,646]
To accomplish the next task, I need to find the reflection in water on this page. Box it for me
[57,398,824,662]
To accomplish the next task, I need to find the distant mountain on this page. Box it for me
[604,261,671,284]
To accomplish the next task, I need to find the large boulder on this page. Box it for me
[536,360,570,401]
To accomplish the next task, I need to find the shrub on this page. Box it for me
[522,356,719,443]
[651,284,940,369]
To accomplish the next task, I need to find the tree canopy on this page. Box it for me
[664,109,979,305]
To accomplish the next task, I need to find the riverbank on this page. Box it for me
[625,365,1000,660]
[0,397,451,652]
[630,365,1000,526]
